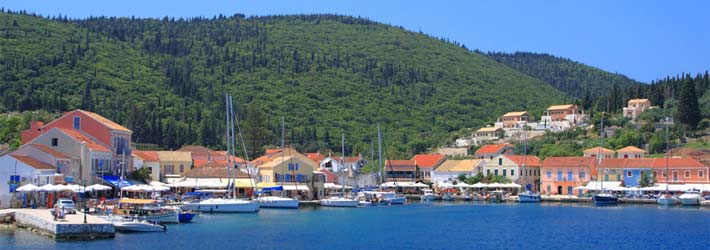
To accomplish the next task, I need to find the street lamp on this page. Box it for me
[82,179,87,224]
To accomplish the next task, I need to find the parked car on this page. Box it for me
[56,198,77,214]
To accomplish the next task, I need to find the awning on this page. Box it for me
[283,185,310,191]
[99,175,134,188]
[261,186,284,191]
[582,181,622,191]
[118,198,159,204]
[169,178,256,188]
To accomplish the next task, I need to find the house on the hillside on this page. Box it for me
[474,143,514,160]
[539,104,586,130]
[616,146,646,159]
[583,146,615,159]
[495,111,531,129]
[474,127,504,145]
[623,99,652,120]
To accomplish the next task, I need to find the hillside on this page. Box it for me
[485,52,642,98]
[0,11,568,157]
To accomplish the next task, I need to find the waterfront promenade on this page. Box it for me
[0,209,114,240]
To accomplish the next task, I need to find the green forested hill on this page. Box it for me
[0,11,569,157]
[485,52,642,98]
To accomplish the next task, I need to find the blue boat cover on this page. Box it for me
[261,186,283,191]
[100,175,133,187]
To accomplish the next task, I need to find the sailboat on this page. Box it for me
[181,94,259,213]
[320,133,358,208]
[379,126,406,205]
[518,123,541,203]
[657,117,679,206]
[257,117,299,209]
[592,113,618,206]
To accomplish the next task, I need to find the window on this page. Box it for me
[579,171,585,179]
[487,169,490,175]
[685,171,690,178]
[179,164,185,173]
[165,165,174,175]
[498,158,502,165]
[623,154,628,159]
[546,185,551,194]
[567,171,573,181]
[700,171,704,177]
[494,169,498,176]
[502,169,507,176]
[557,171,562,181]
[511,169,515,177]
[51,138,58,147]
[662,171,667,178]
[653,171,657,178]
[9,175,20,192]
[295,163,299,171]
[546,171,551,178]
[73,116,80,129]
[627,171,632,177]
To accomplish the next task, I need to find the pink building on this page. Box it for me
[541,157,597,195]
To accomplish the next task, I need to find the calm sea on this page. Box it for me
[2,202,710,250]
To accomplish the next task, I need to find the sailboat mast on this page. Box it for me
[341,133,345,192]
[229,95,239,199]
[665,117,670,193]
[377,124,383,184]
[598,113,604,192]
[523,123,527,189]
[280,117,285,196]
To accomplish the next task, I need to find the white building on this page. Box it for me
[431,159,485,185]
[0,154,58,208]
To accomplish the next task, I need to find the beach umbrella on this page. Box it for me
[471,183,488,188]
[454,182,471,188]
[86,184,112,192]
[38,184,57,192]
[152,185,170,192]
[16,184,39,192]
[412,183,429,188]
[439,182,454,188]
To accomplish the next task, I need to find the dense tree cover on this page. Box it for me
[0,11,564,157]
[485,52,641,98]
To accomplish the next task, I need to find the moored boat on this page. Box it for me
[320,197,358,207]
[420,189,436,202]
[256,196,299,209]
[181,198,260,213]
[593,193,618,206]
[657,193,679,206]
[114,198,180,224]
[113,219,167,232]
[679,190,701,206]
[442,192,455,201]
[518,191,542,203]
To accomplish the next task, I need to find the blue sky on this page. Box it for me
[1,0,708,82]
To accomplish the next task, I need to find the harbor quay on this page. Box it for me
[0,209,114,240]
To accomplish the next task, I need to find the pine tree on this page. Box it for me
[677,78,701,130]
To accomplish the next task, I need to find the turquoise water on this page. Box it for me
[2,202,710,250]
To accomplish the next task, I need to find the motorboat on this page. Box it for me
[489,190,506,203]
[657,193,679,206]
[114,198,179,223]
[679,190,702,206]
[442,192,455,201]
[518,190,542,203]
[113,219,167,232]
[420,189,436,202]
[180,198,260,213]
[320,197,358,207]
[593,193,618,206]
[379,191,406,204]
[256,196,299,209]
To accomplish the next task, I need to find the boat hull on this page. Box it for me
[320,199,358,207]
[181,199,260,213]
[420,194,436,202]
[114,221,166,232]
[518,193,542,203]
[679,196,701,206]
[257,197,299,209]
[178,212,197,223]
[657,196,679,206]
[593,194,618,206]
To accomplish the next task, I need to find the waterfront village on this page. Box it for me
[0,98,708,238]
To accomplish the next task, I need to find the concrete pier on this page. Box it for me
[0,209,115,240]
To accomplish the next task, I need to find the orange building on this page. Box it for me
[474,143,515,160]
[651,158,708,184]
[496,111,530,129]
[411,154,447,181]
[541,157,597,195]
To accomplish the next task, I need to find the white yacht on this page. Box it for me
[518,191,542,203]
[180,198,260,213]
[320,197,358,207]
[442,192,455,201]
[657,193,679,206]
[113,219,167,232]
[679,190,702,206]
[256,196,299,209]
[420,189,436,202]
[364,191,406,204]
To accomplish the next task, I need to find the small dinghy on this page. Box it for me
[113,219,167,232]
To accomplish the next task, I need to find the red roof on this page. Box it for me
[11,155,55,170]
[306,153,325,164]
[57,128,111,152]
[599,158,627,168]
[29,144,71,159]
[184,163,250,178]
[542,157,597,168]
[133,150,159,162]
[506,155,541,167]
[651,158,706,169]
[411,154,446,169]
[475,144,513,155]
[318,167,338,183]
[385,160,417,171]
[177,145,213,152]
[624,158,655,168]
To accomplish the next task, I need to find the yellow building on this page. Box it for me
[252,149,323,200]
[157,151,192,180]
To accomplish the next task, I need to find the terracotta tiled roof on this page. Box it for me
[29,144,71,159]
[411,154,446,169]
[435,159,482,172]
[506,155,541,167]
[583,146,615,154]
[616,146,646,153]
[476,127,502,133]
[318,167,338,183]
[79,110,131,132]
[184,164,250,178]
[385,160,417,171]
[628,99,650,104]
[475,144,513,155]
[600,158,627,168]
[11,155,55,170]
[502,111,528,117]
[306,153,325,164]
[546,104,576,111]
[57,128,111,152]
[542,157,597,168]
[624,158,655,168]
[651,158,706,169]
[133,150,159,162]
[177,145,212,152]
